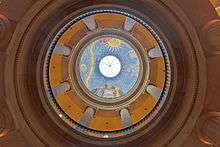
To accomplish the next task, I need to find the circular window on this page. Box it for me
[99,55,122,78]
[43,10,171,138]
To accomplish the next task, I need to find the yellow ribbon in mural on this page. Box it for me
[85,42,95,88]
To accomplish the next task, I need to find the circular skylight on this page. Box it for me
[99,55,121,78]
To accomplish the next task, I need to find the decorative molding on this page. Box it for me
[0,14,12,49]
[0,105,14,138]
[196,111,220,147]
[201,19,220,57]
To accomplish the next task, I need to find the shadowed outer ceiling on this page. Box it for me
[0,0,220,147]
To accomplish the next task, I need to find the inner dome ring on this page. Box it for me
[70,29,149,108]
